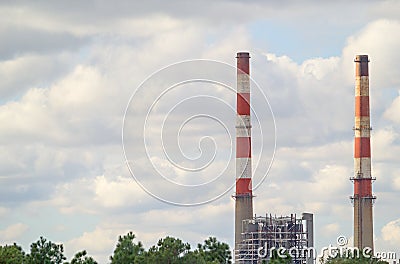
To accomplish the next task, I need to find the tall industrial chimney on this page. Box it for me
[234,52,254,259]
[351,54,375,252]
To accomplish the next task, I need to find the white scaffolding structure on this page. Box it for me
[235,213,313,264]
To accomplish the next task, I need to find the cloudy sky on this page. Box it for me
[1,0,400,262]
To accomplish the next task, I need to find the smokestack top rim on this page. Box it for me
[354,54,369,62]
[236,52,250,58]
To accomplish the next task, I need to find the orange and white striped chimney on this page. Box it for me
[234,52,253,257]
[352,54,375,252]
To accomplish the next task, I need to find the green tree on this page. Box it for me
[110,232,144,264]
[181,250,206,264]
[198,237,232,264]
[263,249,291,264]
[0,243,26,264]
[141,236,232,264]
[69,250,97,264]
[26,236,66,264]
[148,236,191,264]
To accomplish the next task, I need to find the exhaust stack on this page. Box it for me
[234,52,254,259]
[351,54,375,252]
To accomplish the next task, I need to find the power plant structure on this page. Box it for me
[236,213,314,264]
[351,55,376,251]
[233,52,314,264]
[233,52,378,263]
[234,52,254,253]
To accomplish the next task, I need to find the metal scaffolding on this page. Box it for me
[235,213,313,264]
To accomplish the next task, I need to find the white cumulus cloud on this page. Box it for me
[0,223,29,243]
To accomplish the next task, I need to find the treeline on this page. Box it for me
[1,232,391,264]
[0,232,232,264]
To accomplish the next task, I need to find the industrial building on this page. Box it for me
[233,53,377,263]
[235,213,314,264]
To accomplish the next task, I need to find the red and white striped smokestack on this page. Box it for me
[234,52,253,258]
[352,54,375,252]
